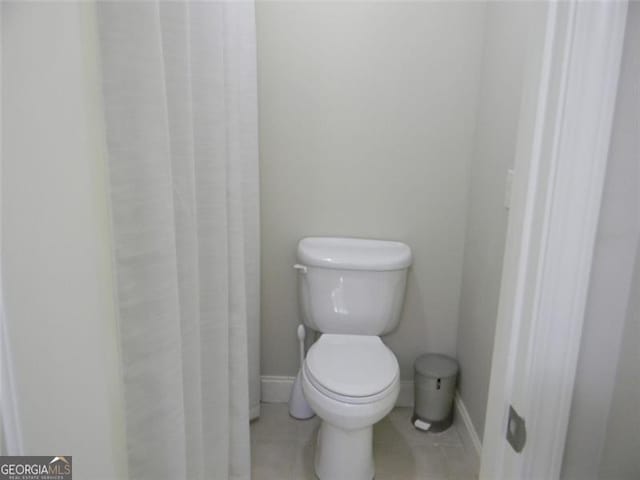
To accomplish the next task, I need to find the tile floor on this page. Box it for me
[250,403,478,480]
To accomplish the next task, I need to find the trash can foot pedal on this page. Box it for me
[413,418,431,431]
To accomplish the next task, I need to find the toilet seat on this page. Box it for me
[304,334,399,404]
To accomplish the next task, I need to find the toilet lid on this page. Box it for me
[305,334,399,398]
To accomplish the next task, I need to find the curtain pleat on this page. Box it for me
[96,2,258,478]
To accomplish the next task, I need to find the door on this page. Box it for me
[479,2,629,479]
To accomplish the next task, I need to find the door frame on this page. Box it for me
[0,1,24,457]
[480,1,628,479]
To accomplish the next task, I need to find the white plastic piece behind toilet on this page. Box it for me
[413,418,431,431]
[288,324,315,419]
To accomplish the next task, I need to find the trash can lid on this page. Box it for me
[415,353,458,378]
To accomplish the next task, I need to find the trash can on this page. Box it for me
[412,353,459,432]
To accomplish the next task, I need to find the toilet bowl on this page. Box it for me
[301,334,400,480]
[295,237,411,480]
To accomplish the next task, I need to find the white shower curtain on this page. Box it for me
[96,2,259,479]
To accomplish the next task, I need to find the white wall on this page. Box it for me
[2,3,127,478]
[256,1,486,379]
[455,2,532,438]
[598,244,640,479]
[562,4,640,478]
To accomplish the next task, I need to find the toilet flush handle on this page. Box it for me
[293,264,307,274]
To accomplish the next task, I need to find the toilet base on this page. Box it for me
[314,421,374,480]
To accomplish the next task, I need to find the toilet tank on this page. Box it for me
[296,237,412,335]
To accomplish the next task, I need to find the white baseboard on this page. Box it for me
[261,375,296,403]
[261,375,415,408]
[454,393,482,468]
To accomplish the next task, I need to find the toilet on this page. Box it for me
[296,237,412,480]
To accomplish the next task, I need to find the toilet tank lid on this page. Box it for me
[297,237,412,271]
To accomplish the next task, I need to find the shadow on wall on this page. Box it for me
[257,0,485,381]
[598,238,640,479]
[384,266,431,377]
